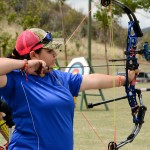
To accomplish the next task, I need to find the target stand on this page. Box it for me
[64,57,109,111]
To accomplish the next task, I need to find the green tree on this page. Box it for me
[112,0,150,15]
[0,32,16,56]
[94,5,110,74]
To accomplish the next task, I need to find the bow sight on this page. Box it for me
[137,42,150,61]
[124,42,150,70]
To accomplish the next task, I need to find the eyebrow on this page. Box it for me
[42,48,53,51]
[44,49,54,53]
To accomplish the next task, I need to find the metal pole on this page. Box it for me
[59,0,68,66]
[88,0,92,63]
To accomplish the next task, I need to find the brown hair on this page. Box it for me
[7,48,42,60]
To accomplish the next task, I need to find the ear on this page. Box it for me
[29,51,39,60]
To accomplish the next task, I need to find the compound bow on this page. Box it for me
[88,0,148,149]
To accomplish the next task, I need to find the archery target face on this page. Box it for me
[65,57,90,75]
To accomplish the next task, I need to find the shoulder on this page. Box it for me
[6,70,24,80]
[7,70,22,76]
[50,70,82,84]
[51,69,65,78]
[6,70,26,84]
[51,70,82,79]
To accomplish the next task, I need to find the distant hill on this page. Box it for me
[142,27,150,33]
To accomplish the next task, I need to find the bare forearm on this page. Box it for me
[80,74,126,91]
[0,58,24,75]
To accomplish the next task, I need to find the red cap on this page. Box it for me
[15,30,43,56]
[15,28,62,56]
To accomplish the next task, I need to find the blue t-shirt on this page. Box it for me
[0,70,82,150]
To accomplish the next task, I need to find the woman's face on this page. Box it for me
[36,48,57,69]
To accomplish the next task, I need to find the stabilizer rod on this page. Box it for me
[88,96,127,108]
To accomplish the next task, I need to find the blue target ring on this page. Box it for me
[68,62,84,75]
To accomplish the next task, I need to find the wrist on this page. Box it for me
[117,76,126,86]
[21,59,28,70]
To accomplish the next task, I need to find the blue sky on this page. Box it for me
[66,0,150,29]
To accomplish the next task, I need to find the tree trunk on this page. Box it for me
[104,28,109,75]
[59,1,68,66]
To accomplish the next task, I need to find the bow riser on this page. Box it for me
[125,21,139,113]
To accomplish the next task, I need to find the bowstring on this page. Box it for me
[109,0,117,144]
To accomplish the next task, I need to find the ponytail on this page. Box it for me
[7,49,30,60]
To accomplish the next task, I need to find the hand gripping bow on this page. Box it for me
[89,0,148,149]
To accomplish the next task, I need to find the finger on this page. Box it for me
[135,69,139,74]
[41,68,46,74]
[35,63,43,75]
[27,68,38,76]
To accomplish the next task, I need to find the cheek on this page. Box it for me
[40,53,51,60]
[38,51,55,65]
[44,55,55,65]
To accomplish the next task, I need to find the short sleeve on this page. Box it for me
[57,71,82,97]
[68,73,82,96]
[0,72,15,101]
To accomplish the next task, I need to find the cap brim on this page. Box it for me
[43,41,63,50]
